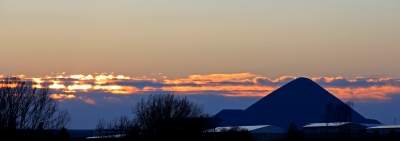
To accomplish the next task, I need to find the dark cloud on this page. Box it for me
[314,77,400,88]
[114,80,164,88]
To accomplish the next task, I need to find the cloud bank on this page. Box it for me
[3,73,400,103]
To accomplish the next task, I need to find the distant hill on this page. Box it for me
[215,77,380,130]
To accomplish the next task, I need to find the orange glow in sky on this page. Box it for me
[1,72,400,102]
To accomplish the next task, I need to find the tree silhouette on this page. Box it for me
[287,121,298,140]
[217,126,254,141]
[95,116,133,138]
[0,77,71,140]
[321,100,355,138]
[54,127,71,141]
[93,93,219,141]
[132,93,209,141]
[321,101,334,138]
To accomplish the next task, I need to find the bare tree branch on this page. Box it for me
[0,77,71,140]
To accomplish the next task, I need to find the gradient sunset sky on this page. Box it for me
[1,1,400,129]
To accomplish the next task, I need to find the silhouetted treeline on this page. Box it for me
[92,93,254,141]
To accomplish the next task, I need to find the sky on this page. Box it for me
[1,1,400,129]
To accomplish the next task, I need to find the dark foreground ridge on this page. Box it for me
[215,77,381,129]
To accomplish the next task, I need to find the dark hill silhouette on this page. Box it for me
[215,77,380,129]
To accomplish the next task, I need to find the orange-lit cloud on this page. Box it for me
[78,97,96,105]
[188,72,257,82]
[50,94,76,99]
[326,86,400,100]
[2,73,400,102]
